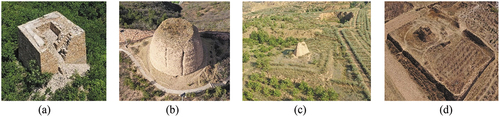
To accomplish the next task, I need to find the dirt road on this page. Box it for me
[385,46,429,100]
[119,48,229,94]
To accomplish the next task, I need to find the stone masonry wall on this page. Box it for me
[64,32,86,64]
[166,47,183,75]
[18,28,41,69]
[40,49,59,74]
[18,11,87,74]
[182,37,203,75]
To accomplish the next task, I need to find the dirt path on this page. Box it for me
[385,74,404,100]
[385,46,429,101]
[119,28,154,43]
[119,48,229,94]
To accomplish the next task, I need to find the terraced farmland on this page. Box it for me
[385,2,498,101]
[243,1,371,101]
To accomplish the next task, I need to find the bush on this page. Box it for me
[262,86,270,97]
[259,45,271,53]
[248,73,265,83]
[250,30,270,44]
[243,51,250,63]
[49,85,87,101]
[306,96,315,101]
[25,60,52,91]
[255,57,270,71]
[254,52,267,59]
[269,77,279,89]
[247,81,261,92]
[153,90,165,97]
[327,88,339,100]
[272,89,282,97]
[243,90,253,100]
[214,86,223,97]
[119,2,181,30]
[142,90,150,100]
[314,86,325,98]
[243,38,257,46]
[31,92,46,101]
[306,88,314,96]
[291,88,300,96]
[298,81,309,91]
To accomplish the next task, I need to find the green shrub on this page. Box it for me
[119,2,180,30]
[306,96,315,101]
[243,90,253,100]
[153,90,165,97]
[280,23,286,28]
[25,60,52,91]
[298,81,309,91]
[327,88,339,100]
[142,90,150,100]
[269,77,279,89]
[255,57,270,71]
[272,89,282,97]
[291,88,300,96]
[262,86,270,96]
[214,86,223,97]
[243,51,250,63]
[281,79,293,88]
[314,86,325,97]
[247,81,261,92]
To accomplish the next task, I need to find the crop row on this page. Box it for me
[355,9,371,46]
[341,29,371,79]
[244,73,339,101]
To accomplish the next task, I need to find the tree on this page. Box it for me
[25,60,52,91]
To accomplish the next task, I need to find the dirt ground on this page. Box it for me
[181,2,230,32]
[119,28,154,43]
[385,45,429,101]
[385,2,498,101]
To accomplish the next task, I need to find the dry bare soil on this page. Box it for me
[385,2,498,101]
[243,2,371,101]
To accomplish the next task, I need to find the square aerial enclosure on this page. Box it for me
[385,2,498,100]
[18,11,87,74]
